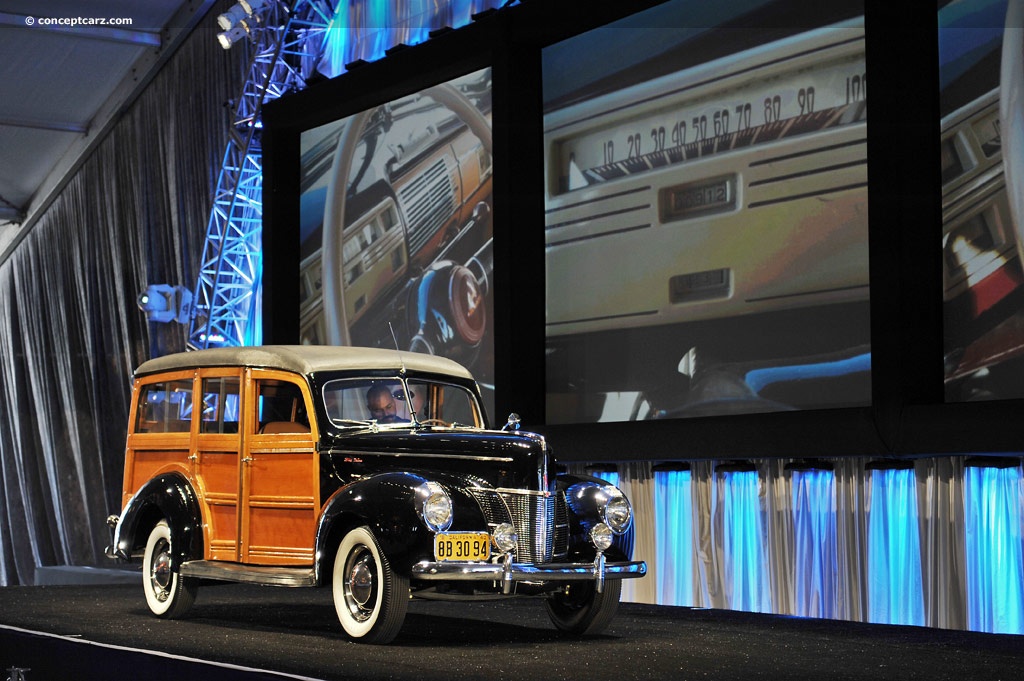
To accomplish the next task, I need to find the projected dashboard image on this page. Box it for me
[940,0,1024,403]
[298,67,495,414]
[543,0,870,423]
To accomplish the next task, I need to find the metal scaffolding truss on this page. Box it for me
[188,0,336,349]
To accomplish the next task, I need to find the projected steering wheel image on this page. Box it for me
[298,68,494,408]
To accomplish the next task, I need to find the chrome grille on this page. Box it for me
[469,488,569,564]
[468,488,512,526]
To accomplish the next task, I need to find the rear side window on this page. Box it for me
[201,376,241,434]
[136,380,193,433]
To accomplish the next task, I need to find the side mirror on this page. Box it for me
[501,413,521,431]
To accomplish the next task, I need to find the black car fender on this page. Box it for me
[313,470,488,584]
[557,473,635,562]
[111,472,203,569]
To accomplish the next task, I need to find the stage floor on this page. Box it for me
[0,582,1021,680]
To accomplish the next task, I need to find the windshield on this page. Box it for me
[321,376,483,428]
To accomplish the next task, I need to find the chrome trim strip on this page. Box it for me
[179,560,316,587]
[492,487,550,497]
[327,450,515,463]
[410,559,647,582]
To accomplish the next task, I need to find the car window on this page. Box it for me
[406,379,480,426]
[256,379,310,433]
[200,376,240,434]
[136,379,193,433]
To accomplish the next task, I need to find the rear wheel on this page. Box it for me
[544,580,621,636]
[332,526,409,644]
[142,519,197,618]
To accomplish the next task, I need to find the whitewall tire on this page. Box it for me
[142,519,197,618]
[332,525,409,644]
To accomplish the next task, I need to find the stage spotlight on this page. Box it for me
[138,284,193,324]
[240,0,270,14]
[217,19,254,49]
[219,0,271,29]
[217,3,248,30]
[217,0,270,47]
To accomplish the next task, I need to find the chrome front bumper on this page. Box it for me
[411,553,647,594]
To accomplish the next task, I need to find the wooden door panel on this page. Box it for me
[240,370,318,566]
[192,370,243,562]
[242,442,316,565]
[195,448,240,561]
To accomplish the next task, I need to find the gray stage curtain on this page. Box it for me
[620,456,1023,634]
[0,12,246,586]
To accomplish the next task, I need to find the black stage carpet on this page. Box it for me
[0,583,1021,680]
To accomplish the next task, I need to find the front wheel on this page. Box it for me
[332,526,409,644]
[142,519,197,618]
[544,580,622,636]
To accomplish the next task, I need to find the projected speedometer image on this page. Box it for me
[543,0,870,424]
[551,50,865,197]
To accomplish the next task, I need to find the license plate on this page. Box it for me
[434,532,490,562]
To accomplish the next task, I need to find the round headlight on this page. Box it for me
[419,482,453,532]
[492,522,518,554]
[590,523,614,551]
[602,489,632,534]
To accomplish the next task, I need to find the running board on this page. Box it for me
[179,560,316,587]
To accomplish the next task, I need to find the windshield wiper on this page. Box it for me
[330,419,377,430]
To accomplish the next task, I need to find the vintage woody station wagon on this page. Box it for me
[106,345,645,643]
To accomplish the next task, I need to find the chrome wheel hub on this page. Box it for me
[345,548,376,621]
[151,543,172,602]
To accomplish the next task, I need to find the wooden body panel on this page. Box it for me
[241,369,318,565]
[121,366,319,567]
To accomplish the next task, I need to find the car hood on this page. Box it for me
[320,427,554,492]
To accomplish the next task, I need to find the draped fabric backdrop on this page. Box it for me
[0,11,246,586]
[612,457,1023,634]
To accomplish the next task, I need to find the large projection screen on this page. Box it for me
[939,0,1024,403]
[297,67,496,416]
[542,0,871,424]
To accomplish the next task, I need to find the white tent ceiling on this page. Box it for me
[0,0,216,257]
